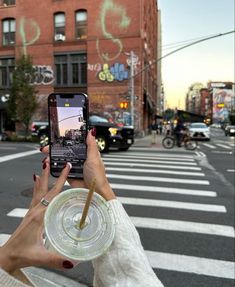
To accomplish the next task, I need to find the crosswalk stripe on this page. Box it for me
[1,232,233,279]
[106,167,205,177]
[0,150,39,163]
[103,157,197,166]
[104,161,202,170]
[107,174,210,185]
[131,217,235,237]
[146,251,235,279]
[202,143,216,149]
[119,197,226,212]
[0,234,10,246]
[111,183,217,197]
[116,151,195,159]
[7,208,28,217]
[215,143,232,149]
[103,154,195,162]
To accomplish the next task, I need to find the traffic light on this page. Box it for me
[119,101,128,109]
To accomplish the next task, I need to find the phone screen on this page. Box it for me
[48,93,88,178]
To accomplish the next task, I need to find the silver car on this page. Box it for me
[189,122,210,141]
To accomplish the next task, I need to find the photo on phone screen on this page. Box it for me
[48,93,88,178]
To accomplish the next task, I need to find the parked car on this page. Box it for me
[189,122,210,141]
[224,125,235,136]
[37,115,134,152]
[89,115,134,152]
[31,121,49,137]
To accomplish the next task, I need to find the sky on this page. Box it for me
[157,0,235,109]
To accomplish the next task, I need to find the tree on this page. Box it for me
[7,54,38,139]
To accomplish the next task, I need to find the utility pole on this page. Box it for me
[130,50,135,128]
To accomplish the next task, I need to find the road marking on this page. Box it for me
[103,153,195,161]
[106,167,205,177]
[103,157,197,166]
[119,197,226,212]
[202,143,216,149]
[107,174,210,185]
[0,234,10,246]
[0,232,233,279]
[227,169,235,172]
[118,150,195,159]
[0,150,39,163]
[7,208,28,217]
[111,183,217,197]
[103,161,202,170]
[215,143,232,149]
[146,251,235,279]
[131,217,235,237]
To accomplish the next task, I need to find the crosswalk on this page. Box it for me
[199,141,234,151]
[101,149,235,282]
[1,148,234,285]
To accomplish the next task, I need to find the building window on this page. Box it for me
[75,10,87,39]
[0,58,15,87]
[2,18,15,46]
[1,0,15,6]
[54,54,87,86]
[54,12,66,41]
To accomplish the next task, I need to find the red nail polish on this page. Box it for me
[62,260,74,269]
[43,162,47,169]
[91,127,96,137]
[33,174,36,181]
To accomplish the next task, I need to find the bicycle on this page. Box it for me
[162,130,198,150]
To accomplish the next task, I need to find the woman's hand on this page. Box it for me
[41,130,116,201]
[0,162,74,274]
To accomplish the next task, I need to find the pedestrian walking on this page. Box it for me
[150,119,158,144]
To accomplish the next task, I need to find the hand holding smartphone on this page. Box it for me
[48,93,89,178]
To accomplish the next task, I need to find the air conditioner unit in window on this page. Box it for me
[54,34,66,41]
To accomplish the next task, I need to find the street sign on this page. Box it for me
[125,96,138,100]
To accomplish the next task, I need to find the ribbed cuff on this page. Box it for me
[0,268,28,287]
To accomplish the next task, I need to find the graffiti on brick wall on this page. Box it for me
[96,0,131,61]
[28,65,55,85]
[98,63,129,82]
[87,63,102,72]
[19,17,41,55]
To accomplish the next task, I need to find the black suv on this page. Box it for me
[38,115,134,153]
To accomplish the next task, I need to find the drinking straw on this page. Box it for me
[78,178,96,229]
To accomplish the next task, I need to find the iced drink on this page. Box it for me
[44,188,115,261]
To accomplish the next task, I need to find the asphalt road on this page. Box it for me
[0,129,234,287]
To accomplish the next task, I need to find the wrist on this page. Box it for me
[97,181,116,201]
[0,246,18,274]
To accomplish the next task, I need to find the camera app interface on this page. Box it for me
[50,94,87,174]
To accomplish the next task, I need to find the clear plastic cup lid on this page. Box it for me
[44,188,115,261]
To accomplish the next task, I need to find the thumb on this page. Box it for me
[86,130,100,160]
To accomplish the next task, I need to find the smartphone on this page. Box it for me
[48,93,89,178]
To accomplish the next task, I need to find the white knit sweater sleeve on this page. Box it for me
[92,199,164,287]
[0,268,29,287]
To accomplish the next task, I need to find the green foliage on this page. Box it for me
[7,54,38,137]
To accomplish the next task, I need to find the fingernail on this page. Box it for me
[91,127,96,137]
[42,157,47,163]
[63,162,72,169]
[33,174,36,181]
[62,260,74,269]
[43,162,47,169]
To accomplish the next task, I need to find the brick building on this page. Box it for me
[0,0,161,135]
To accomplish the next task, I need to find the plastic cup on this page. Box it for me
[44,188,115,261]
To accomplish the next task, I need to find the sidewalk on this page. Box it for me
[133,133,164,148]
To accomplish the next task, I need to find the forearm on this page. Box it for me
[92,199,164,287]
